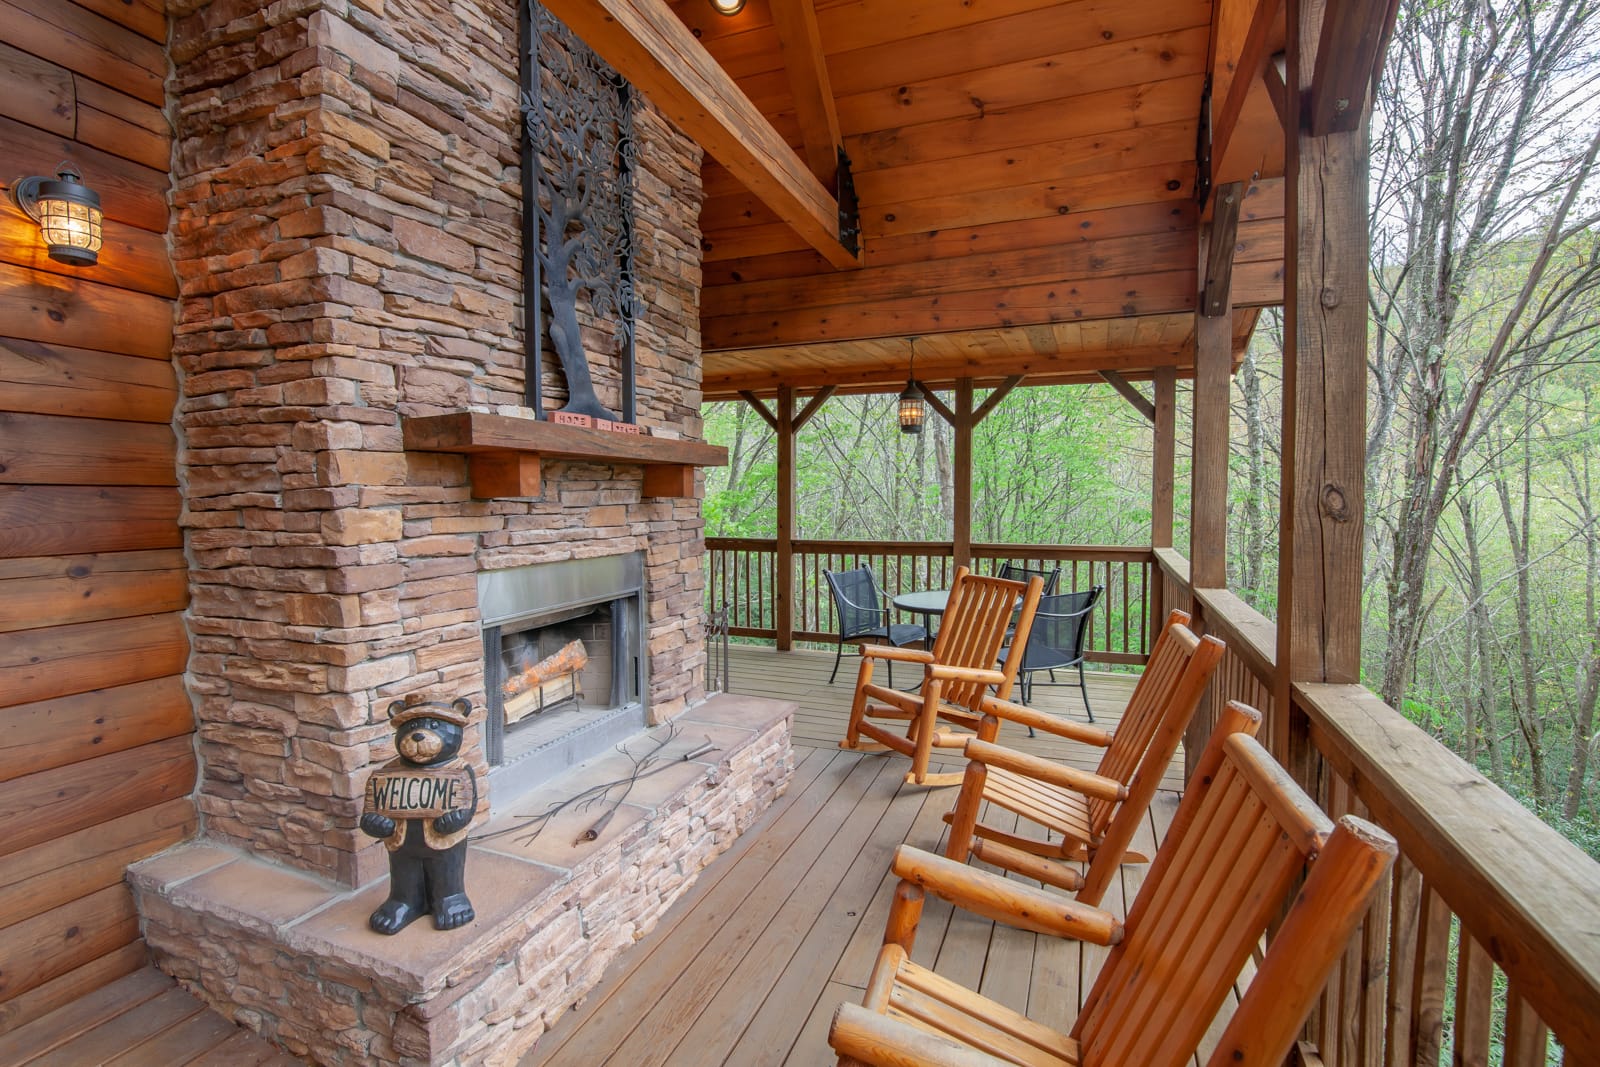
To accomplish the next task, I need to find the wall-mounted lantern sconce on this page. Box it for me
[10,163,102,267]
[709,0,746,15]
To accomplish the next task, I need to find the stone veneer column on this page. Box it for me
[170,0,709,886]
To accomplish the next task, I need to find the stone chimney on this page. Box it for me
[169,0,709,886]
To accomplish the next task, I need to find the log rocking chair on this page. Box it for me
[829,707,1398,1067]
[840,567,1044,787]
[943,608,1225,905]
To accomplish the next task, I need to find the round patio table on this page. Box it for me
[891,589,949,649]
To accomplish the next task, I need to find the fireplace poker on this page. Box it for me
[574,736,719,843]
[475,725,680,846]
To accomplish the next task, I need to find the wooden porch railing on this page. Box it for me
[705,538,1155,664]
[1153,548,1600,1064]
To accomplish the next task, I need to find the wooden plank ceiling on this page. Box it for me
[662,0,1287,400]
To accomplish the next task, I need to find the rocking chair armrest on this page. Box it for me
[862,645,936,664]
[830,1002,1012,1067]
[978,695,1114,746]
[927,664,1007,686]
[963,739,1129,803]
[889,844,1122,945]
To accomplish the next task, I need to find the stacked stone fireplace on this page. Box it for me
[167,0,714,889]
[128,1,798,1063]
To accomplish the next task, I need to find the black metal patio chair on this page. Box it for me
[1001,584,1103,721]
[823,567,927,687]
[996,561,1062,595]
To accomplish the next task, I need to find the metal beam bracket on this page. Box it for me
[1193,75,1213,206]
[836,147,861,257]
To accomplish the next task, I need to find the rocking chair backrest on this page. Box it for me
[1073,726,1396,1067]
[1085,609,1221,840]
[824,567,885,642]
[929,566,1042,708]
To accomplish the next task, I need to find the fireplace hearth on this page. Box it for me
[479,553,647,800]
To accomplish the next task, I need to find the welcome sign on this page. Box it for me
[365,767,474,819]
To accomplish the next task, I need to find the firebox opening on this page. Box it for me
[479,553,648,802]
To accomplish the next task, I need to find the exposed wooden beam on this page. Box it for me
[921,389,956,428]
[1311,0,1399,134]
[540,0,860,269]
[792,385,835,430]
[1211,0,1281,156]
[737,390,778,431]
[1210,0,1287,197]
[1099,370,1156,422]
[972,376,1024,425]
[1264,52,1291,127]
[769,0,841,184]
[705,343,1200,396]
[1203,182,1245,316]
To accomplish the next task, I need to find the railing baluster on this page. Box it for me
[1385,856,1424,1067]
[1455,929,1494,1067]
[1503,992,1549,1067]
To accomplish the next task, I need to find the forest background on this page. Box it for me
[700,0,1600,857]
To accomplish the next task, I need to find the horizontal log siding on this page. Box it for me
[0,0,186,1036]
[707,537,1155,664]
[1153,549,1600,1064]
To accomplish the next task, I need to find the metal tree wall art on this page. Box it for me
[520,1,639,422]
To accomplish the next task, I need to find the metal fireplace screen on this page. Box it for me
[479,554,647,774]
[519,0,638,422]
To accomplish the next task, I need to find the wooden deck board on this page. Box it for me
[522,646,1182,1066]
[0,966,289,1066]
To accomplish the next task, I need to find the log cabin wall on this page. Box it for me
[0,0,192,1037]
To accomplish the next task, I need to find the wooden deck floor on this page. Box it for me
[5,648,1169,1066]
[524,646,1179,1067]
[0,967,301,1066]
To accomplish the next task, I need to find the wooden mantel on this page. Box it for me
[402,411,727,498]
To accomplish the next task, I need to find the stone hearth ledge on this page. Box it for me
[128,694,796,1066]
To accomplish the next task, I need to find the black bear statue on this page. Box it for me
[360,694,479,934]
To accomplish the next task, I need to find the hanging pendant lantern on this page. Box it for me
[898,337,925,434]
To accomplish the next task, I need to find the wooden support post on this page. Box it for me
[1152,366,1176,549]
[1191,234,1233,590]
[776,384,796,651]
[1275,0,1369,769]
[953,379,974,571]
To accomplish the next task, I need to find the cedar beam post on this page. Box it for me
[1275,0,1369,769]
[1152,366,1176,549]
[953,379,974,571]
[776,384,796,651]
[1190,228,1233,590]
